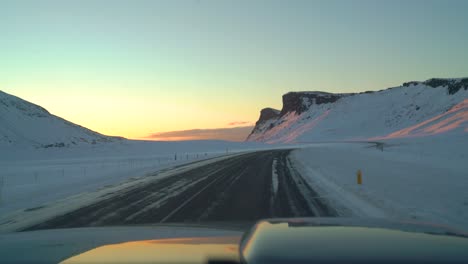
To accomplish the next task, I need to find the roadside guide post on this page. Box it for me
[357,169,362,185]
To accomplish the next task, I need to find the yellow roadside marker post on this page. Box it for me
[357,169,362,185]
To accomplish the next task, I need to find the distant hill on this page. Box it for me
[247,78,468,143]
[0,90,125,148]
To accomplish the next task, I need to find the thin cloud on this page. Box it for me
[227,121,253,126]
[146,126,254,142]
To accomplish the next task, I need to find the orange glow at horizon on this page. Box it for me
[11,90,257,140]
[146,136,201,141]
[145,126,254,142]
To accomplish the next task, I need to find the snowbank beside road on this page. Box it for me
[291,135,468,231]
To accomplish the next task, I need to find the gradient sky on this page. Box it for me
[1,0,468,140]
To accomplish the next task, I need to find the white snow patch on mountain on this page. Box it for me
[0,90,122,148]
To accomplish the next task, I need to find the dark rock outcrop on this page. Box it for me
[257,108,280,123]
[247,108,280,139]
[281,92,344,115]
[254,107,280,130]
[402,81,420,87]
[425,78,468,94]
[403,78,468,95]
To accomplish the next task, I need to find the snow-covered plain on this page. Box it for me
[290,133,468,231]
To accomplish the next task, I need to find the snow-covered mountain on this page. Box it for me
[247,78,468,143]
[0,90,124,148]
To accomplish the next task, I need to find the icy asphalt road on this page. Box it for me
[25,150,336,231]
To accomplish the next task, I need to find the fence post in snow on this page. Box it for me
[376,142,384,152]
[0,175,4,205]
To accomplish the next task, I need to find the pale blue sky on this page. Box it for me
[1,0,467,138]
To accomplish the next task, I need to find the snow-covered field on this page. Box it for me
[291,134,468,231]
[0,140,267,219]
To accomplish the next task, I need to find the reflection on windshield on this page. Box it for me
[61,236,240,264]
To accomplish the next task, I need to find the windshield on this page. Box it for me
[1,0,467,263]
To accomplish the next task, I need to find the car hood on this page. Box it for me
[1,218,467,264]
[0,224,245,264]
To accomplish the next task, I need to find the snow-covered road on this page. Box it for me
[18,150,336,232]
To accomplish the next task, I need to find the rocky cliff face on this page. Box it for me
[280,92,347,115]
[247,92,350,141]
[247,108,280,138]
[258,107,280,122]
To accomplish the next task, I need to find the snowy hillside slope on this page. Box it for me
[0,90,123,148]
[247,78,468,143]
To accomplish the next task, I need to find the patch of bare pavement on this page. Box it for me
[24,150,336,231]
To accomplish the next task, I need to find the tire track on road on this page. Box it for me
[23,153,257,230]
[24,150,337,231]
